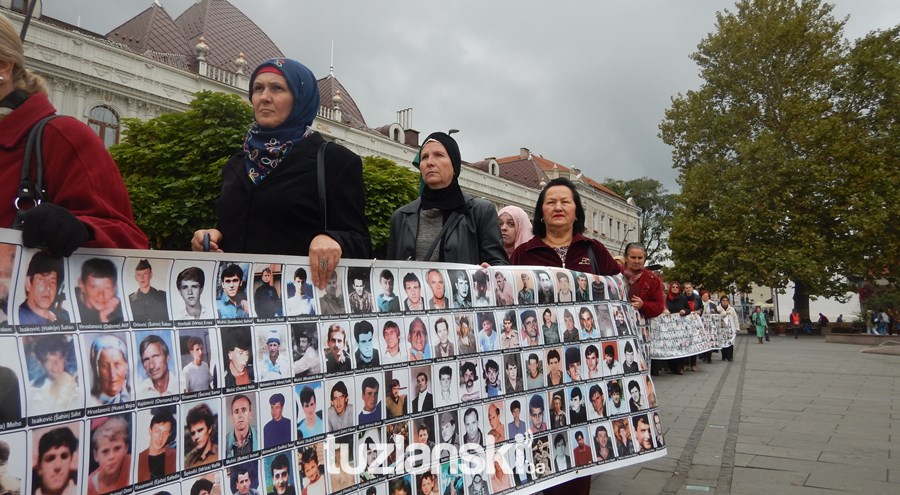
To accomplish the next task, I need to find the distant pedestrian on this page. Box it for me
[751,306,767,344]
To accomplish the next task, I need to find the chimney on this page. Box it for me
[519,147,530,160]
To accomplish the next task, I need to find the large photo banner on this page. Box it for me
[0,228,666,495]
[649,313,736,360]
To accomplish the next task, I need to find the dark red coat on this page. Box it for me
[629,269,665,318]
[0,92,147,248]
[510,232,621,275]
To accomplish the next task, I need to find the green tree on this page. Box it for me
[603,177,675,264]
[658,0,900,316]
[112,91,253,250]
[362,156,420,257]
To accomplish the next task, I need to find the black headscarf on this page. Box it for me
[415,132,467,212]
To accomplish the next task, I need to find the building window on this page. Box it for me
[392,128,401,142]
[88,105,120,148]
[11,1,30,14]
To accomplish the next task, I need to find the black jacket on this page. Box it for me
[386,193,508,265]
[217,133,371,258]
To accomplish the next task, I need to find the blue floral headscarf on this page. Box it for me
[244,58,320,184]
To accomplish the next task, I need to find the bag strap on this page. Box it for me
[421,213,464,262]
[587,247,599,273]
[13,115,61,229]
[317,141,328,229]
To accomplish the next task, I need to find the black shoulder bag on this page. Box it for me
[12,115,62,229]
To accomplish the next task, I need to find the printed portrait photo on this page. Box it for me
[460,405,485,448]
[491,269,515,307]
[290,322,321,378]
[284,265,317,317]
[552,270,574,304]
[356,372,385,427]
[557,308,579,343]
[69,255,126,326]
[447,270,472,310]
[572,271,591,303]
[569,427,594,467]
[606,380,629,417]
[432,363,457,409]
[596,303,615,338]
[384,421,409,470]
[170,260,216,321]
[224,392,259,460]
[547,389,567,430]
[297,442,326,495]
[529,435,552,479]
[123,257,172,323]
[423,269,449,311]
[503,353,524,395]
[86,413,134,495]
[352,319,381,369]
[255,325,291,382]
[221,326,255,388]
[135,405,179,483]
[474,312,497,353]
[430,315,456,359]
[550,432,573,473]
[399,271,425,313]
[325,378,355,433]
[318,266,347,316]
[563,345,582,383]
[582,344,602,380]
[252,263,284,319]
[601,341,623,378]
[263,451,295,495]
[83,331,133,407]
[507,440,533,485]
[406,317,431,361]
[485,400,507,444]
[259,387,294,449]
[458,360,480,403]
[543,348,564,388]
[347,267,375,315]
[384,369,409,420]
[134,330,180,399]
[378,318,407,366]
[373,268,402,313]
[409,365,433,414]
[215,262,252,320]
[470,269,493,308]
[534,270,555,306]
[611,418,635,457]
[497,310,520,350]
[453,313,477,356]
[592,421,617,461]
[226,460,260,495]
[323,321,354,373]
[31,422,82,495]
[587,382,607,421]
[178,328,219,394]
[294,381,325,441]
[358,427,383,482]
[14,250,72,327]
[567,385,588,425]
[631,414,655,453]
[22,334,84,416]
[523,351,545,391]
[481,356,503,399]
[182,399,220,469]
[518,309,541,347]
[512,270,535,307]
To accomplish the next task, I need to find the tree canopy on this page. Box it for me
[112,91,253,250]
[603,177,675,264]
[659,0,898,313]
[361,156,420,258]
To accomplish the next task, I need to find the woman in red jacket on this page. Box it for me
[0,14,147,254]
[622,242,664,319]
[510,177,618,495]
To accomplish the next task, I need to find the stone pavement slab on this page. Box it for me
[589,334,900,494]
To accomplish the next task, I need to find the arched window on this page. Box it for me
[392,128,402,142]
[88,105,120,148]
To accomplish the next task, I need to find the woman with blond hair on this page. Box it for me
[0,14,146,254]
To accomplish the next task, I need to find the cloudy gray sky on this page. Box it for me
[42,0,899,190]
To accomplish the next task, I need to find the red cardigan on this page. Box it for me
[630,268,665,318]
[0,92,147,249]
[510,232,621,275]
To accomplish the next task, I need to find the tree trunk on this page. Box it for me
[792,280,811,320]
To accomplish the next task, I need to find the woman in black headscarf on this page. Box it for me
[386,132,506,265]
[192,58,370,288]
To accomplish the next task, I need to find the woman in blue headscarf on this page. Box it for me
[192,58,370,288]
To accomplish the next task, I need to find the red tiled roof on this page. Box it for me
[492,153,622,199]
[174,0,282,72]
[317,75,368,129]
[106,4,189,61]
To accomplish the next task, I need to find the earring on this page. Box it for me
[0,76,4,81]
[540,218,544,223]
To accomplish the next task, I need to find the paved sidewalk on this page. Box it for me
[589,334,900,494]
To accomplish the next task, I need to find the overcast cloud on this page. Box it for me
[42,0,900,190]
